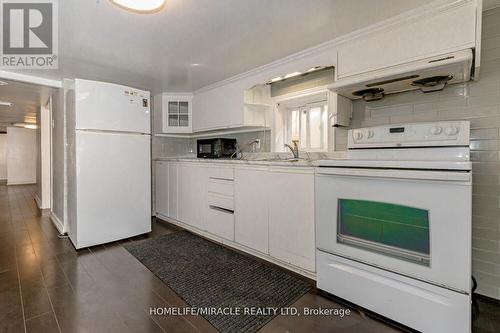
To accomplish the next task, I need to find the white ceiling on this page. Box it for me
[0,80,55,132]
[5,0,438,93]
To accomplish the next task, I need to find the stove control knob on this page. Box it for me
[445,126,459,136]
[430,126,442,135]
[354,131,363,140]
[366,130,375,139]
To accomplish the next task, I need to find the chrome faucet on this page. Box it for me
[284,140,300,159]
[230,143,242,159]
[230,139,261,159]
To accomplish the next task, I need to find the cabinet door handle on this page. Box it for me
[209,177,234,182]
[209,205,234,215]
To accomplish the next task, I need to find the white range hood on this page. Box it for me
[330,49,474,101]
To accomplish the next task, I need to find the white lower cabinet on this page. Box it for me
[155,161,316,274]
[268,167,316,272]
[234,167,269,254]
[206,200,235,241]
[155,161,178,220]
[178,163,207,230]
[155,161,169,217]
[168,162,178,220]
[206,169,235,241]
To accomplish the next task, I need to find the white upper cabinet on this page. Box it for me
[244,84,271,106]
[192,84,270,132]
[153,93,193,134]
[336,0,480,80]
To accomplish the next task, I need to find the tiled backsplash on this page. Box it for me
[152,130,271,159]
[347,7,500,300]
[152,136,195,158]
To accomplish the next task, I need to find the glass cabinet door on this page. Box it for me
[179,102,189,127]
[168,101,180,126]
[166,100,190,128]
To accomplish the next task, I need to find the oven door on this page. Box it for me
[315,167,471,293]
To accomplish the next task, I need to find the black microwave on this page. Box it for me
[197,138,237,159]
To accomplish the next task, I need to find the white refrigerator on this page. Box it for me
[66,79,152,249]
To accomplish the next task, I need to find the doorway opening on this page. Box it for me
[0,78,56,212]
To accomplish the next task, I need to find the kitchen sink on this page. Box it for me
[267,158,305,162]
[247,158,308,163]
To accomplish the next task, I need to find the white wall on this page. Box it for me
[51,88,65,231]
[347,7,500,300]
[40,102,51,209]
[6,127,37,185]
[0,133,7,181]
[36,107,42,203]
[35,103,52,209]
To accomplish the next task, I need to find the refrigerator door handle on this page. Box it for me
[76,129,151,136]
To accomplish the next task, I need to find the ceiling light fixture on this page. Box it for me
[13,122,37,130]
[110,0,166,13]
[307,66,325,72]
[266,77,283,85]
[0,101,13,107]
[284,72,302,79]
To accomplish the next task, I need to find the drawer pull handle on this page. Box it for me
[209,177,234,182]
[209,205,234,215]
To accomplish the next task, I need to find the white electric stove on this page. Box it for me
[315,121,472,333]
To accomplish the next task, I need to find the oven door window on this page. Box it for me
[338,199,430,266]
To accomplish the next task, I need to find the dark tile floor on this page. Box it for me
[0,185,497,333]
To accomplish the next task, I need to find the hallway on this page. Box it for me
[0,185,204,333]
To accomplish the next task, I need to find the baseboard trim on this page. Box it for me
[34,193,50,211]
[50,212,65,234]
[34,194,42,208]
[475,292,500,304]
[7,181,36,186]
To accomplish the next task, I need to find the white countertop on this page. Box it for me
[153,152,347,168]
[153,157,315,167]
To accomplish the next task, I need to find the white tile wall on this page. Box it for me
[348,7,500,300]
[152,130,271,158]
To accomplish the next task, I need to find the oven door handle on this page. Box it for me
[316,167,471,182]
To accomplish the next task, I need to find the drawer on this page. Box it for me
[207,193,234,211]
[207,205,234,241]
[207,167,234,180]
[208,178,234,197]
[316,251,470,333]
